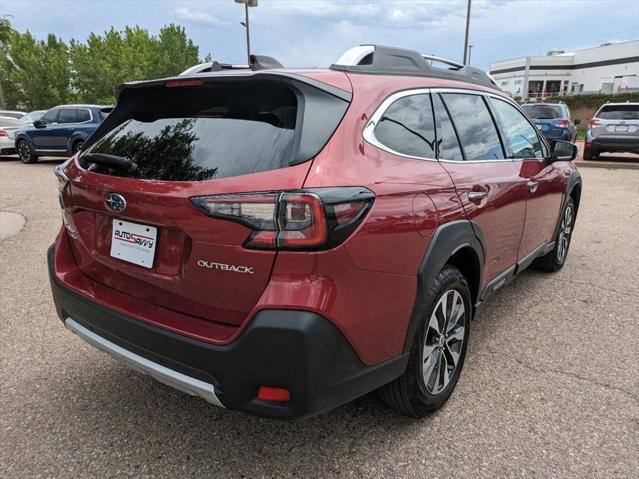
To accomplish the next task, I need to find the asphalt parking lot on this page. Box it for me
[1,157,638,478]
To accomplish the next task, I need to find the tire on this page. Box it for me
[71,140,84,155]
[378,265,471,417]
[17,140,38,164]
[533,197,575,272]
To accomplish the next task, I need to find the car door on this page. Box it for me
[31,108,60,149]
[434,91,525,287]
[51,108,78,150]
[489,97,564,261]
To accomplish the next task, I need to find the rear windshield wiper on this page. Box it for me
[82,152,138,174]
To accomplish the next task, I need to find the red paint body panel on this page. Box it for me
[438,160,525,285]
[63,159,312,326]
[515,159,566,258]
[51,68,577,368]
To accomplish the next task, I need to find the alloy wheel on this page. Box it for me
[18,141,31,163]
[422,289,467,395]
[556,204,573,263]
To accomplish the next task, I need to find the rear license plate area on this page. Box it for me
[110,219,157,268]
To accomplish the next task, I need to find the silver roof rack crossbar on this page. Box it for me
[422,54,464,70]
[331,44,499,90]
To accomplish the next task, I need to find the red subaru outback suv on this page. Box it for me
[48,45,581,419]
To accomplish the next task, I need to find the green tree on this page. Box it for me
[1,20,202,110]
[0,19,72,110]
[70,24,200,105]
[0,16,12,108]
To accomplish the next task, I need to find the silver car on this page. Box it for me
[0,117,25,155]
[584,102,639,160]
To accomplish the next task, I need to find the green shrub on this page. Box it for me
[541,92,639,109]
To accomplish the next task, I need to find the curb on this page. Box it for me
[574,160,639,170]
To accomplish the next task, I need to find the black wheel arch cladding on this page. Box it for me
[403,220,485,353]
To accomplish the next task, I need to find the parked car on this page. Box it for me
[521,102,578,142]
[583,102,639,160]
[14,104,112,163]
[48,45,581,419]
[20,110,46,125]
[0,117,25,155]
[0,110,26,119]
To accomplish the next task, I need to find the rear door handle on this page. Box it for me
[527,180,539,193]
[468,191,487,202]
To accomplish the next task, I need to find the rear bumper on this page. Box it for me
[0,138,15,155]
[591,136,639,153]
[0,147,16,155]
[48,246,407,419]
[541,129,570,141]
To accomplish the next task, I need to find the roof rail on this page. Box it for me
[330,44,499,89]
[180,54,284,76]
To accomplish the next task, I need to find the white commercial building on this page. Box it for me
[489,40,639,98]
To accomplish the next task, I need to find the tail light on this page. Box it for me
[191,187,375,251]
[589,118,600,126]
[556,119,570,128]
[54,161,78,239]
[0,129,7,137]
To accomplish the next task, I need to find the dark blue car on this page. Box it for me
[521,102,578,142]
[14,104,112,164]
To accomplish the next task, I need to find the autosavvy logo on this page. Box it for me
[113,229,155,249]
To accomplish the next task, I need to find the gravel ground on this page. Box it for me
[1,157,638,478]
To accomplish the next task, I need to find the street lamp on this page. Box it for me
[467,44,474,65]
[462,0,472,65]
[235,0,258,65]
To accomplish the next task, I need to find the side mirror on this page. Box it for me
[550,140,578,161]
[574,119,581,126]
[33,120,46,128]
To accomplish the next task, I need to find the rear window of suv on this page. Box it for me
[597,105,639,120]
[79,80,345,182]
[521,105,563,119]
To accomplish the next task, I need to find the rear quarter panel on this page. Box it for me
[265,74,495,365]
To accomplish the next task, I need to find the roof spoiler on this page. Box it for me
[330,44,500,90]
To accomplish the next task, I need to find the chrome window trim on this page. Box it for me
[363,86,553,164]
[363,88,438,162]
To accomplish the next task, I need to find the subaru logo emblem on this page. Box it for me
[105,193,126,213]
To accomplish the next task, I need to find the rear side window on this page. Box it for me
[441,93,504,161]
[432,94,463,161]
[373,93,436,158]
[77,109,91,122]
[521,105,563,119]
[58,109,77,123]
[597,105,639,120]
[491,99,544,159]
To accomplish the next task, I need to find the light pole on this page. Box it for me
[467,44,474,65]
[235,0,258,65]
[462,0,472,65]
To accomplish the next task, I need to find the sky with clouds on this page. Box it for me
[1,0,638,70]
